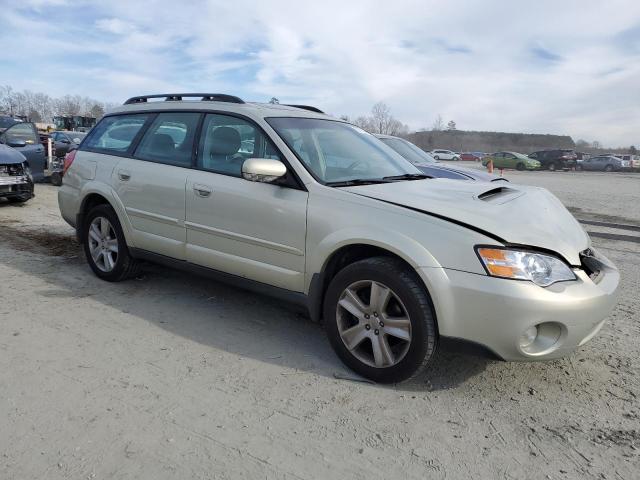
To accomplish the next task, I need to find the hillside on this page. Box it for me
[406,130,575,154]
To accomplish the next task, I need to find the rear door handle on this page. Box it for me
[193,184,212,197]
[118,170,131,181]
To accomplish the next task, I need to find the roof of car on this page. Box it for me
[108,94,333,121]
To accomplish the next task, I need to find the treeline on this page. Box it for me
[0,85,116,123]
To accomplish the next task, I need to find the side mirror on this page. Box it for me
[7,139,27,148]
[242,158,287,183]
[61,138,71,144]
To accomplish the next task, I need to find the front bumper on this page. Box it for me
[0,175,34,198]
[420,251,619,361]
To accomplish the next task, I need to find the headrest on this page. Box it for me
[210,127,241,155]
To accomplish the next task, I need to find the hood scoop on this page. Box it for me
[476,186,523,204]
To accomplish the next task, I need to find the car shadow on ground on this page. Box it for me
[0,222,492,391]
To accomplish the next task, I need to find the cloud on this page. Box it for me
[2,0,640,146]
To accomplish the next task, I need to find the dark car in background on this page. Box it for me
[460,152,482,161]
[0,143,34,203]
[580,155,629,172]
[0,122,47,181]
[376,134,506,182]
[51,130,86,157]
[528,149,577,171]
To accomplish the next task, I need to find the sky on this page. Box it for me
[1,0,639,147]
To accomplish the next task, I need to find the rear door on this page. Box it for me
[185,113,307,292]
[112,112,201,260]
[0,122,46,180]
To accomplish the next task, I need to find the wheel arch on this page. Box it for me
[76,184,134,246]
[307,239,438,324]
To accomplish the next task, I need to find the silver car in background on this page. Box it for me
[58,93,620,383]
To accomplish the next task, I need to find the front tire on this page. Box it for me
[516,162,525,171]
[323,257,437,383]
[83,204,139,282]
[604,164,613,172]
[548,162,557,171]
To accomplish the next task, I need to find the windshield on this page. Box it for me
[267,117,421,184]
[379,137,436,165]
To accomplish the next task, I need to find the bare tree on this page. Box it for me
[269,97,279,104]
[447,120,457,131]
[591,140,601,150]
[432,114,444,131]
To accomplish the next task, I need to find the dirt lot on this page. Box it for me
[1,171,639,480]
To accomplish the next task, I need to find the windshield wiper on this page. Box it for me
[326,178,392,187]
[382,173,431,181]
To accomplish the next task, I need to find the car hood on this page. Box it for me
[341,179,589,265]
[0,144,26,165]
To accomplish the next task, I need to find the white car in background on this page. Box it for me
[431,149,460,161]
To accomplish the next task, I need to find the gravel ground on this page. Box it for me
[1,173,639,480]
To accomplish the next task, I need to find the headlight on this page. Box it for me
[476,247,576,287]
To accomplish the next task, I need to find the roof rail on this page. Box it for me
[284,104,325,114]
[123,93,245,105]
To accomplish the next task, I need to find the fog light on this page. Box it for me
[519,326,538,348]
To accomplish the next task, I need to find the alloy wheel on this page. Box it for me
[88,216,119,272]
[336,280,412,368]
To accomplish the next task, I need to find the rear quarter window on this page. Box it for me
[83,114,149,153]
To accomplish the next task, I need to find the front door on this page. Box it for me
[1,123,46,180]
[185,113,307,292]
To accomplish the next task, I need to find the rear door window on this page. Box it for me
[83,114,149,153]
[134,112,201,167]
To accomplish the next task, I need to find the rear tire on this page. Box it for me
[548,162,557,171]
[323,257,438,383]
[83,204,140,282]
[50,172,62,186]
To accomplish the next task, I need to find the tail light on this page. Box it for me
[63,149,77,176]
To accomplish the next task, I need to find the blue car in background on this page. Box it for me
[375,134,506,182]
[0,120,47,182]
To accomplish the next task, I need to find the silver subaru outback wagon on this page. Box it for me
[58,93,619,383]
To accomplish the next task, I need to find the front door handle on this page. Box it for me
[193,184,212,197]
[118,170,131,181]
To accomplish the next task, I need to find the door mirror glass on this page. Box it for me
[7,139,27,148]
[60,138,71,144]
[242,158,287,183]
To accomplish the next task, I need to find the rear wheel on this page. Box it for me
[434,155,440,160]
[83,204,139,282]
[50,172,62,186]
[548,162,557,171]
[323,257,437,383]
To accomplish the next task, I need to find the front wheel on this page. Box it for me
[604,164,613,172]
[323,257,437,383]
[548,162,557,171]
[83,204,140,282]
[516,162,525,171]
[50,171,62,186]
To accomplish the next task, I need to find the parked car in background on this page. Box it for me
[376,135,506,182]
[528,149,577,171]
[51,131,87,158]
[0,143,34,203]
[431,149,460,161]
[460,152,482,161]
[0,115,20,133]
[0,122,46,181]
[618,154,639,169]
[482,151,541,170]
[580,155,629,172]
